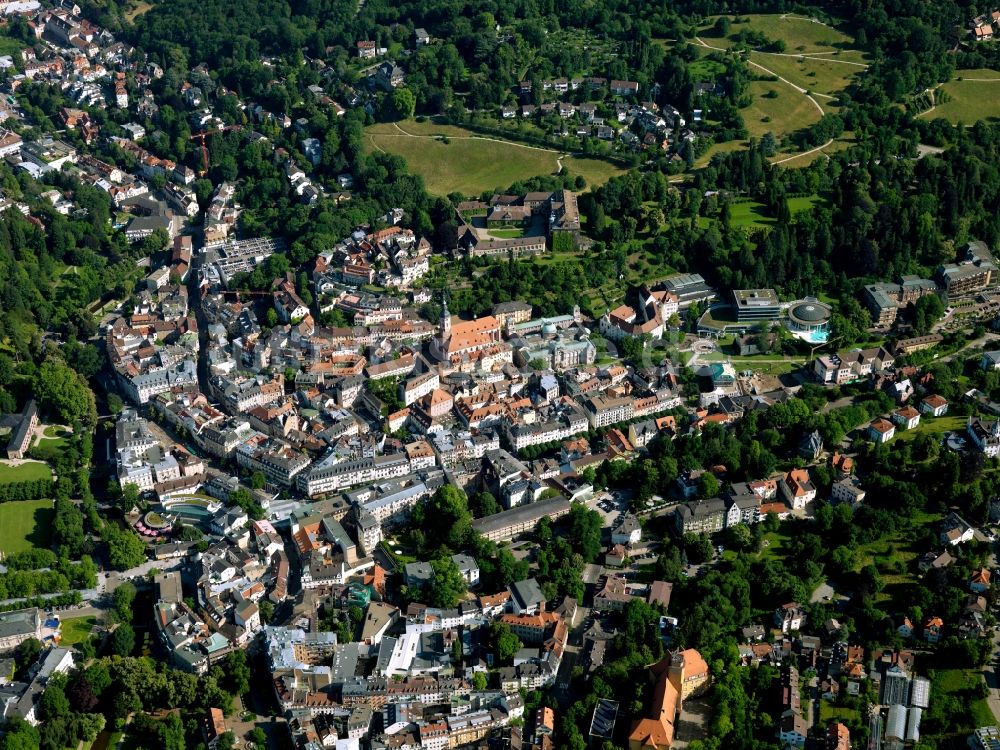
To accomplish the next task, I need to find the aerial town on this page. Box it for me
[1,2,1000,750]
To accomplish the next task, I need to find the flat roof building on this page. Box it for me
[732,289,781,322]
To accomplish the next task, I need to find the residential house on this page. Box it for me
[868,418,895,443]
[923,616,943,643]
[967,416,1000,456]
[830,476,865,509]
[941,512,974,546]
[892,406,921,431]
[611,514,642,546]
[798,430,823,460]
[779,469,816,510]
[919,394,949,417]
[971,568,992,593]
[774,603,806,634]
[673,498,726,535]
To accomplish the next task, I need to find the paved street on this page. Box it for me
[981,540,1000,722]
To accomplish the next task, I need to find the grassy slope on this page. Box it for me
[722,14,855,53]
[742,80,822,139]
[365,120,623,196]
[922,71,1000,124]
[695,15,866,162]
[750,54,862,99]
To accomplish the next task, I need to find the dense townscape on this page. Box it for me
[4,1,1000,750]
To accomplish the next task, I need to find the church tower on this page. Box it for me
[439,292,451,342]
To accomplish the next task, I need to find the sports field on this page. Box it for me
[0,461,53,485]
[920,70,1000,124]
[365,120,623,196]
[0,499,54,555]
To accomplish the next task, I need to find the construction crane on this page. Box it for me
[189,125,242,176]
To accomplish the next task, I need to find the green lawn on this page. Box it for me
[0,461,53,485]
[892,414,967,443]
[0,499,54,555]
[365,119,623,196]
[787,195,824,212]
[43,426,70,439]
[818,703,860,724]
[728,356,807,376]
[757,528,794,561]
[488,228,528,239]
[921,72,1000,124]
[930,669,995,734]
[742,80,822,140]
[562,155,626,191]
[60,616,97,646]
[0,36,26,57]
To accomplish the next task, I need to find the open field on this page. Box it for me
[60,616,97,646]
[0,461,53,485]
[0,499,54,555]
[365,119,623,196]
[920,71,1000,124]
[742,80,822,139]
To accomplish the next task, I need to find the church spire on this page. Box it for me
[439,290,451,340]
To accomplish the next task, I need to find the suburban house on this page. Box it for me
[967,416,1000,456]
[611,514,642,546]
[919,394,948,417]
[508,579,545,615]
[892,406,921,430]
[982,350,1000,370]
[940,512,974,546]
[971,568,992,593]
[897,617,913,639]
[923,616,943,644]
[868,418,895,443]
[779,469,816,510]
[774,603,806,634]
[798,430,823,460]
[830,477,865,509]
[918,549,955,572]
